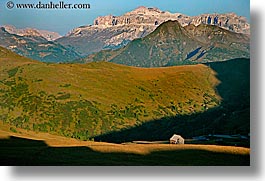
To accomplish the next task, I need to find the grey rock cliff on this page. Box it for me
[57,6,249,56]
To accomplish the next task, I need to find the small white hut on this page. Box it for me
[170,134,184,144]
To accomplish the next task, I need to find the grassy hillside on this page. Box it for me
[0,128,250,165]
[0,46,221,140]
[95,58,250,143]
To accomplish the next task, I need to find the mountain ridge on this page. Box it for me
[1,6,250,63]
[0,27,80,62]
[56,6,250,56]
[81,20,249,67]
[1,25,62,41]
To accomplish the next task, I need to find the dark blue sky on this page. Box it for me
[0,0,250,35]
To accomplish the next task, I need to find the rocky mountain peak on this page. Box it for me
[58,6,250,56]
[83,20,249,67]
[189,13,250,34]
[90,6,249,34]
[127,6,163,15]
[92,6,171,28]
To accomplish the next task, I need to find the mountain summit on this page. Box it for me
[56,6,250,56]
[83,20,249,67]
[1,6,250,63]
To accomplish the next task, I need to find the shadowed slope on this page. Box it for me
[93,58,250,143]
[0,134,249,166]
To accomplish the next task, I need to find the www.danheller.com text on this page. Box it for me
[7,1,91,10]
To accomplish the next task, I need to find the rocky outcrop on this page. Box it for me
[190,13,250,34]
[92,6,249,34]
[93,6,179,27]
[57,6,250,56]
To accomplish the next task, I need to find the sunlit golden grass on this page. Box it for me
[0,125,249,157]
[0,46,221,121]
[21,62,220,110]
[0,127,250,166]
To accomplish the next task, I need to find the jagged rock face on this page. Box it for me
[60,24,156,56]
[93,7,250,34]
[189,13,250,34]
[57,6,250,56]
[1,25,62,41]
[93,6,180,27]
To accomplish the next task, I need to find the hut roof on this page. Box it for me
[170,134,183,141]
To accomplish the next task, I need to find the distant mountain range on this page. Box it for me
[0,6,250,63]
[57,6,250,56]
[81,20,250,67]
[1,25,61,41]
[0,27,81,62]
